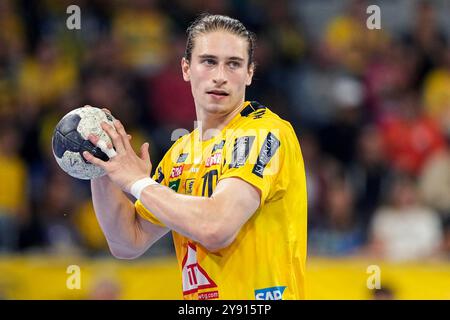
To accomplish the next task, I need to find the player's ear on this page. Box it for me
[246,62,255,86]
[181,57,190,82]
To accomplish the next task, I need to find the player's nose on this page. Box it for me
[212,64,227,86]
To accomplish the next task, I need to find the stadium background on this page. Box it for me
[0,0,449,299]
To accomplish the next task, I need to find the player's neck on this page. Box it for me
[196,101,245,141]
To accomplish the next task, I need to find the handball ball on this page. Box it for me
[52,106,116,180]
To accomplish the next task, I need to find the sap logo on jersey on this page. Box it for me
[254,286,287,300]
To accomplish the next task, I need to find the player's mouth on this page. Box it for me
[206,90,229,99]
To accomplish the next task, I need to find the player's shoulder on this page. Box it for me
[236,101,296,136]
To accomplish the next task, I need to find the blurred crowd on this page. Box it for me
[0,0,449,262]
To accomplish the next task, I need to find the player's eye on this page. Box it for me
[228,61,241,69]
[202,58,217,66]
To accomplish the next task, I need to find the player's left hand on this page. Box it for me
[82,119,152,194]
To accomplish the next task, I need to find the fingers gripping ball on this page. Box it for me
[52,106,117,180]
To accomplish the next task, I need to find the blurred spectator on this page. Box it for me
[379,90,446,175]
[0,122,28,252]
[73,200,108,255]
[319,76,364,164]
[348,125,392,239]
[146,36,196,153]
[419,136,450,218]
[364,41,417,120]
[112,0,172,75]
[246,35,287,116]
[265,0,306,68]
[289,43,343,128]
[402,0,447,90]
[369,174,443,262]
[81,35,124,76]
[309,178,364,256]
[324,0,390,75]
[37,172,82,254]
[442,217,450,259]
[423,45,450,134]
[0,0,25,62]
[17,39,77,109]
[301,131,326,229]
[0,68,15,119]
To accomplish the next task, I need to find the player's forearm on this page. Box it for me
[91,176,146,254]
[139,185,230,250]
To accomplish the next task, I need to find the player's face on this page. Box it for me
[182,30,254,116]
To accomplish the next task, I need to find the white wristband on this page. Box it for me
[130,177,158,200]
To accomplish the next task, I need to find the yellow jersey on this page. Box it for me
[135,101,307,300]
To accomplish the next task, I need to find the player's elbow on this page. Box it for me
[110,247,144,260]
[199,224,235,253]
[201,237,231,253]
[107,242,146,260]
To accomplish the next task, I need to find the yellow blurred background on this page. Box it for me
[0,256,448,300]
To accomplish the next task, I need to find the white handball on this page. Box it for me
[51,106,117,180]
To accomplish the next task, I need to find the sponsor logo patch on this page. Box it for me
[252,109,266,119]
[198,291,219,300]
[185,178,195,194]
[229,136,255,169]
[212,140,225,153]
[168,179,180,192]
[182,243,218,299]
[252,132,280,177]
[170,165,184,178]
[156,166,165,183]
[205,152,222,167]
[177,153,189,163]
[254,286,287,300]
